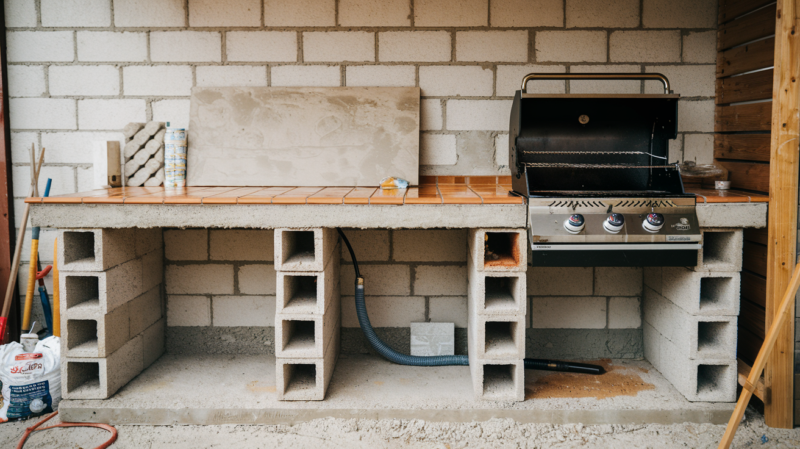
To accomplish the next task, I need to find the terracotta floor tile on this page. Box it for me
[404,186,442,204]
[439,185,482,204]
[344,187,377,204]
[369,188,406,205]
[468,176,497,185]
[272,187,323,204]
[307,187,353,204]
[202,187,266,204]
[237,187,296,204]
[419,175,437,186]
[163,187,235,205]
[686,188,769,203]
[85,187,161,204]
[470,185,525,204]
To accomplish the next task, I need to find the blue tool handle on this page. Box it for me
[43,178,52,198]
[38,286,52,337]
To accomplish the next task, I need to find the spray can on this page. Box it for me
[164,122,187,189]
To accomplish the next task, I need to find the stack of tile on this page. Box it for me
[274,228,340,401]
[467,229,527,401]
[59,228,165,399]
[644,228,743,402]
[122,121,165,187]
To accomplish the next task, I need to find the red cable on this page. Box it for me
[35,265,52,281]
[16,411,117,449]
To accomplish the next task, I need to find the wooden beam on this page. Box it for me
[714,134,771,161]
[719,4,778,51]
[715,102,773,132]
[738,358,768,403]
[719,0,776,24]
[717,37,775,78]
[764,0,800,429]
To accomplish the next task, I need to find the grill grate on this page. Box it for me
[522,150,667,160]
[522,162,678,169]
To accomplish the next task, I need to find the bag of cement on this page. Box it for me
[0,336,61,422]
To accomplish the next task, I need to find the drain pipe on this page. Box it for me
[337,228,604,375]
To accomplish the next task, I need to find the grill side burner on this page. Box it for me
[509,73,701,267]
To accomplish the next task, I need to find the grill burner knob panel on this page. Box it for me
[564,214,585,234]
[603,213,625,234]
[643,213,665,232]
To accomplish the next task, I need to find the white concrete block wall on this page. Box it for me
[6,0,716,298]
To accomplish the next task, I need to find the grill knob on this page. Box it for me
[603,213,625,234]
[643,213,665,232]
[564,214,585,234]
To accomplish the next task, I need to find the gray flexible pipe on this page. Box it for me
[338,228,603,374]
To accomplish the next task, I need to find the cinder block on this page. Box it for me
[468,290,525,360]
[5,0,36,27]
[608,297,641,329]
[643,266,662,294]
[210,229,274,261]
[594,267,642,296]
[164,229,207,261]
[303,31,374,63]
[346,65,416,87]
[270,65,341,87]
[530,296,607,329]
[196,66,267,87]
[339,0,410,26]
[468,257,525,315]
[340,229,390,262]
[660,267,740,315]
[9,98,76,130]
[428,296,468,328]
[134,227,162,257]
[8,66,46,98]
[238,264,277,295]
[264,0,335,26]
[63,302,130,358]
[152,100,190,128]
[420,134,457,166]
[49,65,119,96]
[527,267,593,296]
[421,99,443,131]
[341,264,410,296]
[565,0,639,28]
[570,64,641,94]
[646,324,736,402]
[642,0,716,28]
[644,288,737,360]
[678,100,715,133]
[141,250,163,293]
[395,229,467,262]
[61,258,143,314]
[165,264,233,295]
[609,30,681,63]
[683,135,714,165]
[378,31,451,62]
[644,65,715,97]
[212,295,275,327]
[142,318,165,369]
[693,228,743,272]
[78,99,146,130]
[150,31,221,63]
[128,286,162,337]
[276,292,340,358]
[7,31,74,63]
[413,265,467,296]
[123,66,193,97]
[167,295,211,326]
[469,359,525,401]
[226,31,297,62]
[492,0,562,27]
[468,228,526,271]
[414,0,487,27]
[419,66,493,97]
[275,228,337,272]
[535,31,607,63]
[277,321,340,401]
[113,0,185,27]
[446,99,512,131]
[496,64,566,97]
[340,295,425,328]
[278,253,339,315]
[188,0,260,26]
[62,335,144,400]
[77,31,148,62]
[456,31,527,62]
[682,31,716,64]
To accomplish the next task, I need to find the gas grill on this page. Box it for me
[509,73,701,267]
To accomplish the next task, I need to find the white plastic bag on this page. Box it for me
[0,336,61,422]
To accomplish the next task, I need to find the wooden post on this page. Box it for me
[764,0,800,429]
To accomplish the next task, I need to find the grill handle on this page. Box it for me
[521,73,671,94]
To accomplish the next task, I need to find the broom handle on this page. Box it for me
[718,262,800,448]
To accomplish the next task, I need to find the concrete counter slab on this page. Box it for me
[59,353,734,426]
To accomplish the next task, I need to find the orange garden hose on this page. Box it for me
[16,411,117,449]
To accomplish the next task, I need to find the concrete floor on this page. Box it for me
[2,405,799,448]
[59,353,734,426]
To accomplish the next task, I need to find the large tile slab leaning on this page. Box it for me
[187,86,420,186]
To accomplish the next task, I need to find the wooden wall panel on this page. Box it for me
[715,102,773,132]
[717,37,775,78]
[742,271,767,307]
[743,241,768,276]
[714,134,770,161]
[719,0,775,24]
[718,3,777,50]
[716,161,770,191]
[738,325,765,365]
[744,227,769,245]
[741,298,767,338]
[716,69,774,104]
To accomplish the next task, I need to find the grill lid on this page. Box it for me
[509,73,684,198]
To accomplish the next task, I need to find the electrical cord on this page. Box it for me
[336,228,603,374]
